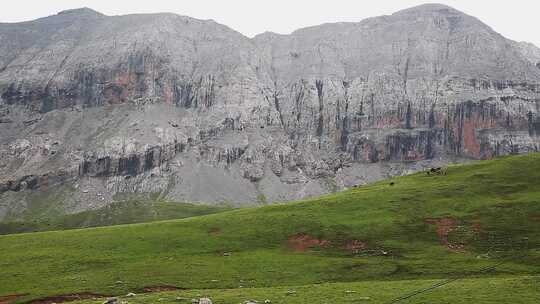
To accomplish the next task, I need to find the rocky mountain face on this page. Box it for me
[515,41,540,67]
[1,4,540,219]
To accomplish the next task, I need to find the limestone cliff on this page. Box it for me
[1,4,539,219]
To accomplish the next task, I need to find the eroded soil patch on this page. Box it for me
[208,227,221,236]
[0,294,27,304]
[288,233,330,252]
[344,240,367,254]
[529,214,540,222]
[28,293,107,304]
[425,218,465,251]
[25,286,185,304]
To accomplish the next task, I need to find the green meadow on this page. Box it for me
[1,153,539,303]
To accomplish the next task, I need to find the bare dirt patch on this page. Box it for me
[288,233,330,252]
[529,214,540,222]
[27,286,185,304]
[425,218,457,243]
[425,218,465,251]
[208,227,221,236]
[0,294,27,304]
[344,240,367,254]
[28,293,107,304]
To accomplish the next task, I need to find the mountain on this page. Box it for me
[1,153,539,302]
[515,41,540,67]
[1,4,540,220]
[254,3,539,81]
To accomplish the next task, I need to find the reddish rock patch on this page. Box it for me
[344,240,367,254]
[0,294,27,304]
[28,293,107,304]
[141,285,182,293]
[288,233,330,252]
[462,120,482,157]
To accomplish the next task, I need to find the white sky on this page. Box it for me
[1,0,539,46]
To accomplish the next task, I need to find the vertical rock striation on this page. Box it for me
[1,4,540,218]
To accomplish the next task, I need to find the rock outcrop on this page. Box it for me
[1,4,539,219]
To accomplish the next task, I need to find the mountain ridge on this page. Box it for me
[0,4,539,219]
[6,4,540,51]
[3,4,539,81]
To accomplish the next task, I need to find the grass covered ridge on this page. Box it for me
[1,153,539,303]
[0,199,231,235]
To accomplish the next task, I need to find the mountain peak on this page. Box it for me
[394,3,461,15]
[1,2,540,213]
[57,7,104,17]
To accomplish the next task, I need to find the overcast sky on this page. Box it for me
[1,0,539,46]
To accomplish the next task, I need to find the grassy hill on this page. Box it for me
[71,276,539,304]
[1,153,539,303]
[0,199,231,235]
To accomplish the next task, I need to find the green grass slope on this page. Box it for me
[0,199,231,235]
[73,276,540,304]
[1,153,539,303]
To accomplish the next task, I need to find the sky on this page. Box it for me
[0,0,539,46]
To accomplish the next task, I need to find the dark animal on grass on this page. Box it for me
[426,167,447,176]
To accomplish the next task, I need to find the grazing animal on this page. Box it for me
[426,167,445,175]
